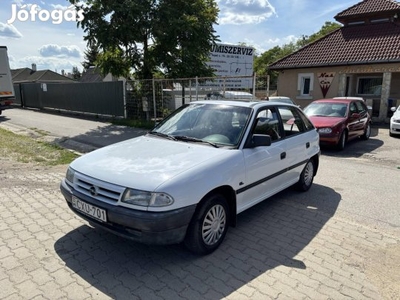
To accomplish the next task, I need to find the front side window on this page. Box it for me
[357,77,382,95]
[254,107,281,141]
[298,73,314,96]
[354,101,367,113]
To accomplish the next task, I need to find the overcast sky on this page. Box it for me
[0,0,360,74]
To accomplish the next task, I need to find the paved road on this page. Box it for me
[0,108,148,152]
[0,108,399,299]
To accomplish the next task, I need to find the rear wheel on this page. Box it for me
[184,194,229,255]
[296,160,315,191]
[337,130,347,151]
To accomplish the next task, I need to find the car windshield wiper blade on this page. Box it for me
[148,131,177,140]
[174,136,219,148]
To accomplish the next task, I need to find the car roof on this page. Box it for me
[268,96,292,100]
[194,99,298,109]
[333,96,365,101]
[312,98,356,104]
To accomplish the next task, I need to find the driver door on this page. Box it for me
[238,106,288,213]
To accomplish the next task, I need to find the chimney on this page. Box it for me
[32,63,37,71]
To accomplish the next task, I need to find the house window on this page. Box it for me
[298,73,314,97]
[357,77,382,96]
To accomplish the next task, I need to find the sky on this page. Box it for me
[0,0,362,74]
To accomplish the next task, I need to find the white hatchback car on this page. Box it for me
[390,105,400,136]
[61,100,320,254]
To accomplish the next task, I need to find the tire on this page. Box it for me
[361,123,371,140]
[296,160,315,192]
[337,130,347,151]
[184,194,229,255]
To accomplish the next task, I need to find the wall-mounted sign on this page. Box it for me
[318,72,335,97]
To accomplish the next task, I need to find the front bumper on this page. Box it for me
[390,121,400,135]
[60,180,196,245]
[318,133,340,146]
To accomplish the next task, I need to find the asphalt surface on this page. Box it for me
[0,108,399,300]
[0,108,149,153]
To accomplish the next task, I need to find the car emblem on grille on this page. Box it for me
[90,186,98,196]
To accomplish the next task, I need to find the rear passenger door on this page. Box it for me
[277,105,316,184]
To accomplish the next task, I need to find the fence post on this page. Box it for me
[152,78,157,124]
[195,77,199,101]
[252,73,256,98]
[123,80,127,119]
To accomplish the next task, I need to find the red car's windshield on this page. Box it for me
[304,102,347,118]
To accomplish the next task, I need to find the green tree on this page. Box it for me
[296,21,341,48]
[72,66,81,80]
[69,0,219,79]
[82,44,100,70]
[152,0,219,79]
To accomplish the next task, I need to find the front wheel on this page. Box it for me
[296,160,315,192]
[184,194,229,255]
[361,123,371,140]
[337,130,347,151]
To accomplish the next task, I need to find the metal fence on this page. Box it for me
[13,81,124,117]
[12,75,271,120]
[125,74,271,120]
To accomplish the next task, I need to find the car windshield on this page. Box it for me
[304,102,348,118]
[150,103,252,147]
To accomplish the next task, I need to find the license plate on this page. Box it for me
[72,196,107,222]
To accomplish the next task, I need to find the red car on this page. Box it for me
[303,98,371,150]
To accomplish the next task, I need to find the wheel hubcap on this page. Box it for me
[202,204,226,245]
[304,162,314,186]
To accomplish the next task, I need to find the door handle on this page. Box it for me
[280,152,286,159]
[306,142,310,148]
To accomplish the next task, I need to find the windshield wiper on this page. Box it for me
[148,131,177,141]
[174,136,219,148]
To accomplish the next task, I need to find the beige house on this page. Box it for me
[269,0,400,122]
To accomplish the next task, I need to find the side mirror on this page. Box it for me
[246,134,272,148]
[391,107,396,112]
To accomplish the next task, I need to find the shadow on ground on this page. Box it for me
[55,183,340,299]
[321,126,384,158]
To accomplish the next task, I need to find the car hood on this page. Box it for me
[70,135,229,191]
[392,110,400,120]
[307,116,344,128]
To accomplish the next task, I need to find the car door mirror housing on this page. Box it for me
[247,134,272,148]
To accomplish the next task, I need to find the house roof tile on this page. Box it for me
[269,21,400,70]
[11,68,75,83]
[335,0,400,19]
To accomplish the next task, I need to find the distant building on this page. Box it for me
[269,0,400,122]
[80,66,125,83]
[11,64,76,84]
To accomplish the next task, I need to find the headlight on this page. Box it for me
[122,189,174,207]
[66,167,75,184]
[318,128,332,134]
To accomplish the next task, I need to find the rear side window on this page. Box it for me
[277,106,314,137]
